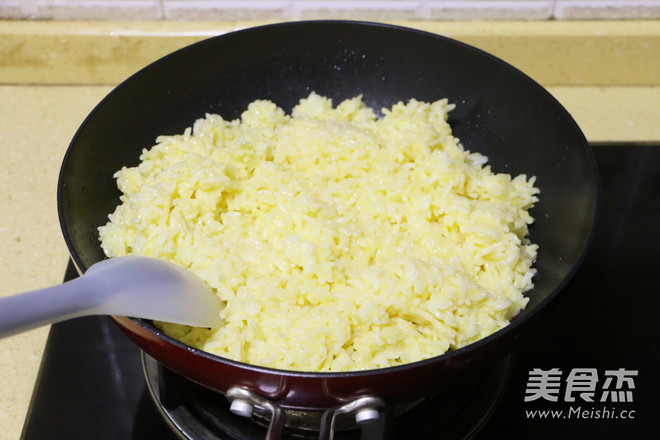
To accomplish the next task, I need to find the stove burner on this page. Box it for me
[20,144,660,440]
[142,353,511,440]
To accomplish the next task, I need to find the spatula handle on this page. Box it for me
[0,276,101,338]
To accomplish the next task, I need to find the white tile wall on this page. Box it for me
[1,0,163,20]
[1,0,659,20]
[423,1,554,20]
[164,1,289,21]
[555,0,660,19]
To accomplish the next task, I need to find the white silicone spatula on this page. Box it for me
[0,256,221,338]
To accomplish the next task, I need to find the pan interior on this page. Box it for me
[59,21,598,372]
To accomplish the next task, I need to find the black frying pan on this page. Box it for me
[58,21,599,410]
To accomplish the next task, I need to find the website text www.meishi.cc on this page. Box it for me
[525,406,636,420]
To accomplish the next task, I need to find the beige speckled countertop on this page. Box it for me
[1,20,659,440]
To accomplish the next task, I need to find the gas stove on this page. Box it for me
[21,143,660,439]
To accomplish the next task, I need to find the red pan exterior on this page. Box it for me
[111,314,525,409]
[58,21,599,409]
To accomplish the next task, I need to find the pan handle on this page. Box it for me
[227,387,286,440]
[226,387,386,440]
[319,396,386,440]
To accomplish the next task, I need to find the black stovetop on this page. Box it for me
[20,143,660,440]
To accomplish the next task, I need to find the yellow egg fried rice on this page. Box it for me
[98,93,539,372]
